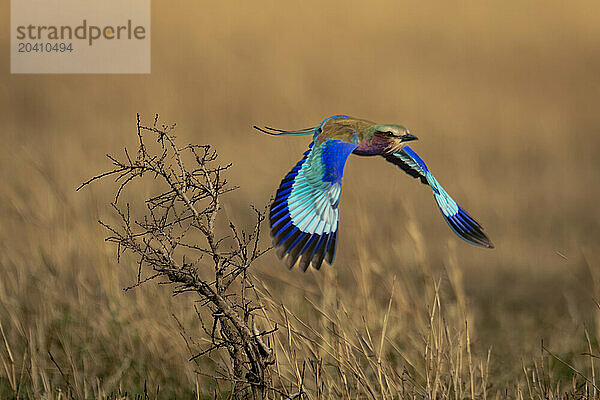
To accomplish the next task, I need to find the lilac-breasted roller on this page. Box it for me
[255,115,493,271]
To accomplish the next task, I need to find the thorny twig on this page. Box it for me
[79,114,275,399]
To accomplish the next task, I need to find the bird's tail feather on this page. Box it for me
[253,125,317,136]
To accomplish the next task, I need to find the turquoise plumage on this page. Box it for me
[255,115,493,271]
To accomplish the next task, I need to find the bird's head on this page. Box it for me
[370,124,418,153]
[373,124,417,142]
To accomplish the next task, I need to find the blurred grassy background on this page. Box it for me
[1,0,599,397]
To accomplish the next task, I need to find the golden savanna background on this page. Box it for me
[1,1,599,398]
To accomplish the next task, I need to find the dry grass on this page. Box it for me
[1,0,599,398]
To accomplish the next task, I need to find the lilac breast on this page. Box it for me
[352,136,394,156]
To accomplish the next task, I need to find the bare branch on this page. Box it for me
[80,114,275,399]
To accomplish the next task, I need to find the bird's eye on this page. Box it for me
[380,131,396,137]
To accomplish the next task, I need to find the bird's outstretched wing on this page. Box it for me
[384,146,494,248]
[270,139,357,270]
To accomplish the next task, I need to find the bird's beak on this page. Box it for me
[400,133,418,142]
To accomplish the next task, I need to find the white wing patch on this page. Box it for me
[288,159,341,235]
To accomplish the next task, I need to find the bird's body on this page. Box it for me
[308,116,409,155]
[255,115,493,271]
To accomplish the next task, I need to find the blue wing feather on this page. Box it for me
[270,138,357,270]
[385,146,493,248]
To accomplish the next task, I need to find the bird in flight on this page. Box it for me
[254,115,493,271]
